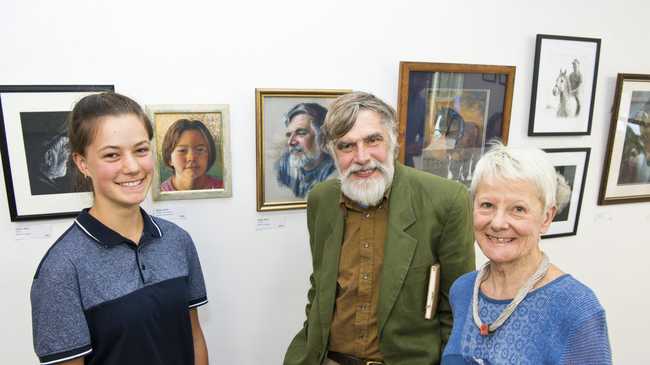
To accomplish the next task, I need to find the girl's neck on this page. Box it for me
[89,202,144,244]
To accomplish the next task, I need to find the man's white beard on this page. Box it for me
[287,146,319,180]
[337,151,395,207]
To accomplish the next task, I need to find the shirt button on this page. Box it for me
[362,273,369,280]
[362,242,369,248]
[364,213,371,218]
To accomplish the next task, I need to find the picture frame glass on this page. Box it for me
[601,78,650,202]
[148,105,232,201]
[529,35,600,135]
[262,96,337,203]
[256,89,350,211]
[543,148,590,238]
[399,65,514,187]
[0,86,112,221]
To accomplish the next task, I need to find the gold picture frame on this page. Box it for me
[255,88,350,211]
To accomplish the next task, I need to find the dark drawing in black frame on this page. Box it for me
[542,147,590,239]
[0,85,114,221]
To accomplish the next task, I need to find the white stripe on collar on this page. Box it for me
[147,214,163,237]
[74,219,102,244]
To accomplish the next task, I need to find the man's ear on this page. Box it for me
[72,152,89,178]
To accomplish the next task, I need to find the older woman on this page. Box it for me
[442,143,612,364]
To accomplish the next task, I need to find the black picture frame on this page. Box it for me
[529,34,601,136]
[0,85,114,221]
[542,147,590,239]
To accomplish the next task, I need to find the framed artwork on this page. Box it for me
[397,61,515,186]
[598,74,650,205]
[147,104,232,201]
[256,88,349,211]
[529,34,601,136]
[0,85,113,221]
[543,147,590,239]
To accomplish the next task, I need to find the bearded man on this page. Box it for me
[283,92,475,365]
[276,102,336,198]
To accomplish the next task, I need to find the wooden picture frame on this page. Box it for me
[0,85,113,221]
[255,88,349,211]
[598,74,650,205]
[397,61,515,186]
[146,104,232,201]
[529,34,601,136]
[543,147,590,239]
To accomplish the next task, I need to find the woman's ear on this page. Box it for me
[540,206,557,234]
[72,152,89,178]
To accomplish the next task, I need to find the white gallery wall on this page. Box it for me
[1,0,648,363]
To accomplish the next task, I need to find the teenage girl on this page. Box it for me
[30,92,209,365]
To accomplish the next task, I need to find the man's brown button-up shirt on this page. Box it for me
[328,195,389,361]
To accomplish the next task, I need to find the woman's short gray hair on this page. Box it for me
[321,91,399,156]
[469,141,571,212]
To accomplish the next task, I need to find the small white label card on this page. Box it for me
[153,206,188,221]
[256,215,287,231]
[15,224,52,240]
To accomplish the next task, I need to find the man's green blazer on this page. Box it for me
[284,163,476,365]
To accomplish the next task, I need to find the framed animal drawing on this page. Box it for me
[528,34,601,136]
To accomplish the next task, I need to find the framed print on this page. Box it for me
[147,104,232,201]
[598,74,650,205]
[256,88,350,211]
[543,147,590,239]
[397,61,515,186]
[529,34,601,136]
[0,85,113,221]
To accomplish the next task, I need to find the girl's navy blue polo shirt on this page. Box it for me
[30,209,208,365]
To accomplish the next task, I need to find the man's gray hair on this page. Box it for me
[469,141,571,212]
[321,91,399,156]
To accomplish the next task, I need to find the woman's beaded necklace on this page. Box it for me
[472,252,550,336]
